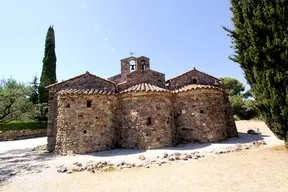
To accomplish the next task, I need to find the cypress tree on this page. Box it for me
[39,26,57,103]
[224,0,288,146]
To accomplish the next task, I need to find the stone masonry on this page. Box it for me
[46,55,238,155]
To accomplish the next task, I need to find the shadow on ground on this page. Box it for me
[87,132,268,157]
[0,146,55,185]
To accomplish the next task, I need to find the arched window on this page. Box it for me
[192,78,198,84]
[129,60,136,72]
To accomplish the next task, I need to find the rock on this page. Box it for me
[139,155,146,161]
[145,165,150,168]
[252,140,267,146]
[234,144,243,151]
[9,172,17,176]
[193,156,199,160]
[156,160,166,166]
[168,157,175,161]
[57,166,67,173]
[100,160,108,166]
[175,156,180,160]
[244,145,251,149]
[186,154,193,159]
[66,170,72,174]
[259,140,267,145]
[56,164,65,168]
[135,163,143,168]
[247,128,261,135]
[72,166,84,172]
[162,152,168,158]
[86,166,94,172]
[73,162,82,167]
[180,155,188,161]
[174,152,181,157]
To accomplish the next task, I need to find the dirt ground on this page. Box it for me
[1,121,288,192]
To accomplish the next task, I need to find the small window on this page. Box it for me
[200,110,204,114]
[66,103,70,108]
[87,100,92,108]
[141,60,146,70]
[192,79,198,84]
[83,130,87,134]
[147,117,152,126]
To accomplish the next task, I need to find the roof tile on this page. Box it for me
[120,83,170,94]
[57,88,114,96]
[172,84,224,93]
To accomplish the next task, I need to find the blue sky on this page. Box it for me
[0,0,248,89]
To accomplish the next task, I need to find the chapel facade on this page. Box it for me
[46,55,238,154]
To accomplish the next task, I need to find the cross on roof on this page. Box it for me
[129,52,134,57]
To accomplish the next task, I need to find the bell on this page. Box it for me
[130,65,135,70]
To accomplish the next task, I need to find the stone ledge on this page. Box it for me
[0,129,47,141]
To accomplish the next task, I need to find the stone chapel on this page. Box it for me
[46,55,238,154]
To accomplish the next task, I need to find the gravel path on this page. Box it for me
[1,121,287,192]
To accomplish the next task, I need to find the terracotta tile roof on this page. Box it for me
[57,88,115,96]
[172,84,224,93]
[120,83,170,94]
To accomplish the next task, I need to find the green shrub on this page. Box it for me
[0,120,47,131]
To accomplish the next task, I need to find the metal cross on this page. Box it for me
[129,52,134,57]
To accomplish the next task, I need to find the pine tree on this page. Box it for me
[38,26,57,103]
[224,0,288,146]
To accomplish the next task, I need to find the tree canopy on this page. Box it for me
[219,77,245,97]
[0,78,34,121]
[224,0,288,145]
[39,26,57,103]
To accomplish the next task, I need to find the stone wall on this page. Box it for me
[55,94,117,154]
[168,69,220,90]
[118,70,166,91]
[46,72,116,153]
[0,129,46,141]
[224,95,238,137]
[174,88,229,143]
[118,92,175,149]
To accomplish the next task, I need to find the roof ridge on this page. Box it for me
[46,71,115,88]
[167,68,219,82]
